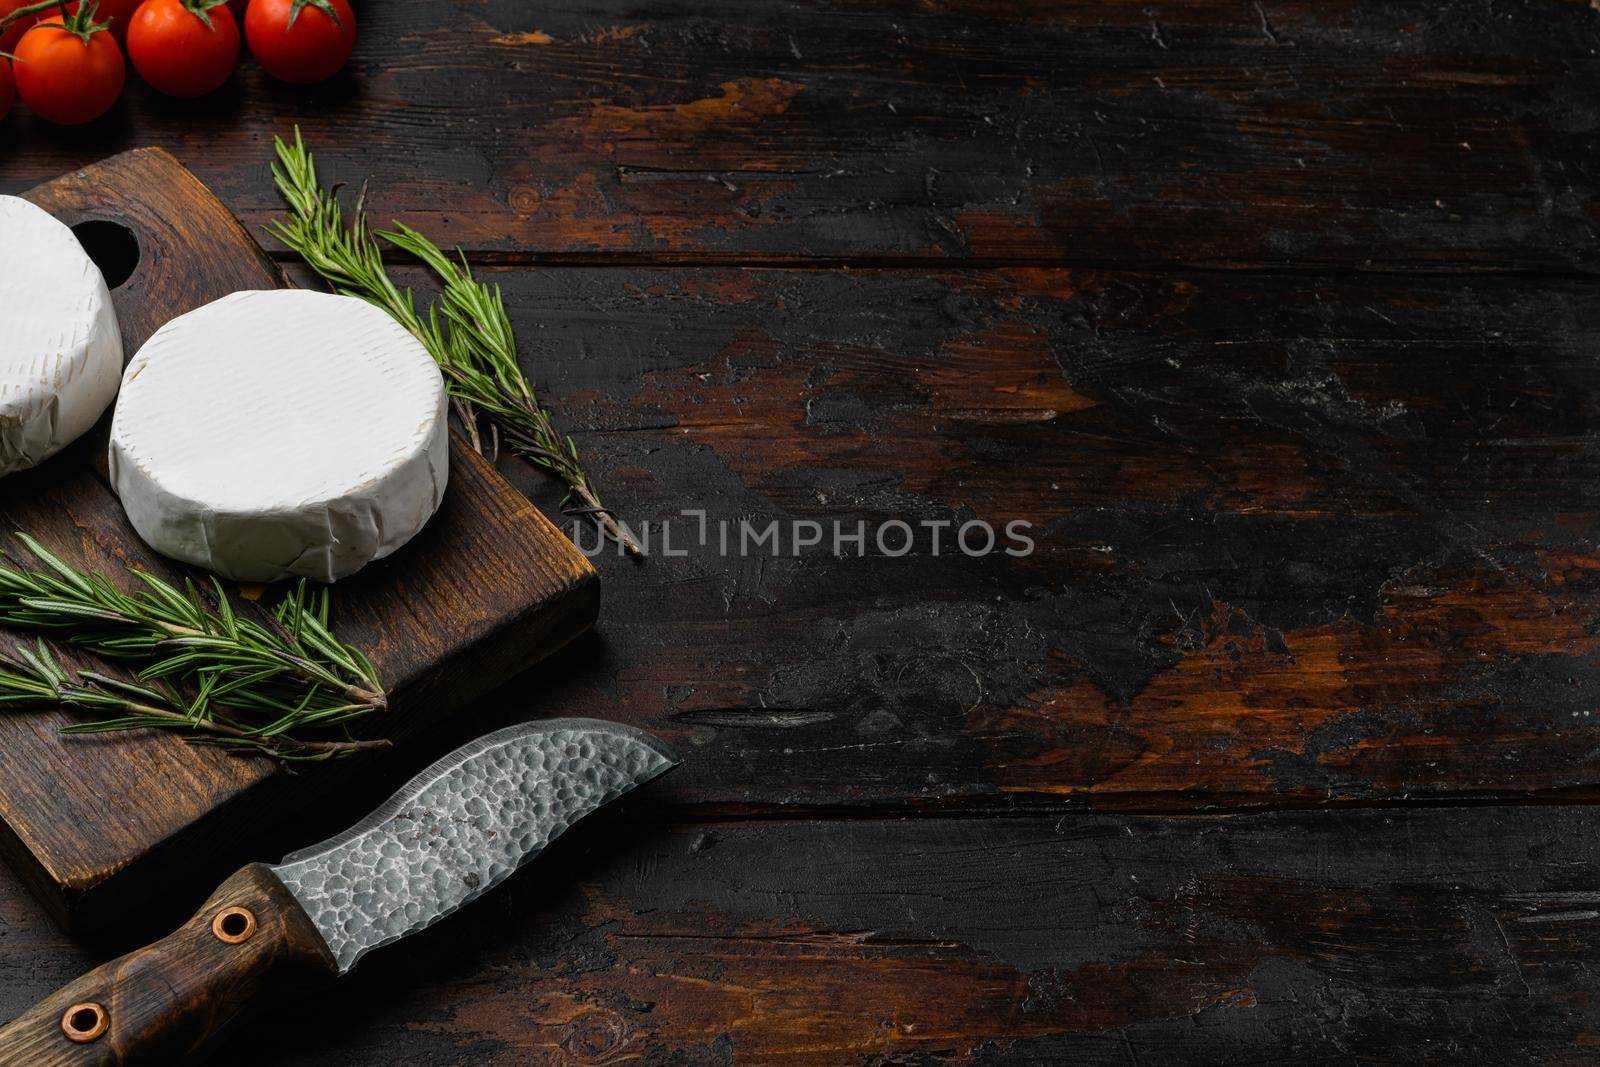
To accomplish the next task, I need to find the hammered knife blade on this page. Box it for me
[0,718,679,1066]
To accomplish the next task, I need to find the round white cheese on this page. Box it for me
[0,196,124,476]
[109,289,450,583]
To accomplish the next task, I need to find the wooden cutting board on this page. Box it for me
[1,149,599,930]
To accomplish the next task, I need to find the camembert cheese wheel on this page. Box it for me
[0,196,123,476]
[109,289,450,583]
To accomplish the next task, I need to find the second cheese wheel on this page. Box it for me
[109,289,450,583]
[0,196,123,476]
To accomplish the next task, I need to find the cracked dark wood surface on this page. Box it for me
[5,0,1598,269]
[5,0,1600,1062]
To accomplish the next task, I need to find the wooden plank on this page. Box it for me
[379,263,1600,811]
[2,0,1597,269]
[0,150,599,929]
[4,805,1595,1063]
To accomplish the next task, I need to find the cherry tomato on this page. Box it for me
[0,0,37,54]
[12,11,124,124]
[0,59,12,122]
[61,0,140,43]
[128,0,238,97]
[244,0,353,85]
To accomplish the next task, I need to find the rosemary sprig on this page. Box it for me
[268,128,640,555]
[0,535,389,761]
[0,534,385,710]
[0,642,383,762]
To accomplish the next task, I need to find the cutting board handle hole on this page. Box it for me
[72,220,140,290]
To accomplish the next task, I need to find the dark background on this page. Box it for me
[7,0,1600,1062]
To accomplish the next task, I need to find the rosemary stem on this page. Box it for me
[143,621,386,711]
[574,482,643,556]
[490,420,639,553]
[452,397,484,455]
[157,622,205,639]
[345,683,387,708]
[109,702,389,755]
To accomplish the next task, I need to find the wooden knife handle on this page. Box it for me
[0,864,338,1066]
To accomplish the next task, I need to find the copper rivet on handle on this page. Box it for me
[61,1002,108,1043]
[212,906,257,944]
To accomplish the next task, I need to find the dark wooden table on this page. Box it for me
[5,1,1600,1062]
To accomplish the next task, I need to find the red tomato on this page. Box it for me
[244,0,353,85]
[0,0,37,53]
[0,59,12,122]
[61,0,141,43]
[12,13,124,124]
[128,0,238,97]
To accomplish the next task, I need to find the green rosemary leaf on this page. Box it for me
[181,579,211,634]
[128,569,198,623]
[17,598,136,626]
[13,536,96,598]
[15,641,62,689]
[60,719,155,735]
[187,674,218,723]
[212,579,238,636]
[77,671,169,705]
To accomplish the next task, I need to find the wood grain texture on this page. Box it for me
[0,150,599,930]
[1,0,1597,269]
[346,264,1600,812]
[4,806,1596,1065]
[0,865,334,1066]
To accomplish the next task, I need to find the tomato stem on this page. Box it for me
[0,0,65,36]
[287,0,341,32]
[20,0,113,43]
[179,0,232,31]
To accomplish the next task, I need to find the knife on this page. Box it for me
[0,718,679,1066]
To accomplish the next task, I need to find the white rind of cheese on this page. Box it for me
[0,196,124,476]
[109,289,450,583]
